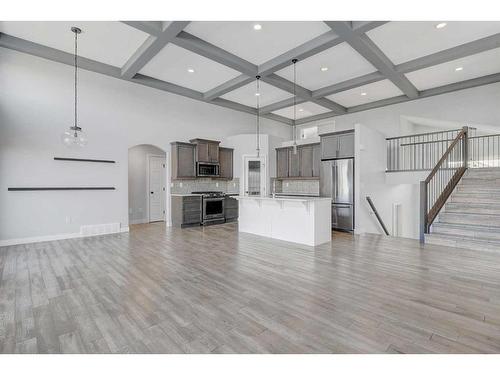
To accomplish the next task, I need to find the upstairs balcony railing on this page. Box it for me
[386,128,476,172]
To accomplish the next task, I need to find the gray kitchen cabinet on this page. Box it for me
[190,138,220,163]
[218,147,233,180]
[276,148,289,178]
[312,143,321,177]
[171,142,196,179]
[224,196,238,222]
[171,195,202,227]
[288,148,300,177]
[320,131,354,159]
[321,134,339,160]
[299,145,313,177]
[337,133,354,158]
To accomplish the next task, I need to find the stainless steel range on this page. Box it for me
[191,191,225,225]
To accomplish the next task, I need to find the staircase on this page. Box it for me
[425,168,500,251]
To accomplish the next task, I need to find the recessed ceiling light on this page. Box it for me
[187,68,195,73]
[298,108,304,112]
[455,66,463,71]
[253,24,262,31]
[320,67,328,72]
[435,22,447,29]
[360,92,367,96]
[255,92,260,96]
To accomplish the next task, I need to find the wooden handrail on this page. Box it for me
[424,129,466,184]
[420,126,469,242]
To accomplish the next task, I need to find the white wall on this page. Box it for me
[128,144,165,225]
[0,48,290,244]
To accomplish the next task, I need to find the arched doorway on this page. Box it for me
[128,144,167,226]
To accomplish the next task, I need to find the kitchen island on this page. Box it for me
[235,196,331,246]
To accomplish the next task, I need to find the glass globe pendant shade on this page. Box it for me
[61,125,87,148]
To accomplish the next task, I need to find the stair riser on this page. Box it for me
[457,185,500,192]
[430,225,500,241]
[444,204,500,215]
[451,195,500,204]
[438,213,500,227]
[460,179,500,186]
[425,235,500,251]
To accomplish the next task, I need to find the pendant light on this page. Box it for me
[292,58,298,155]
[255,75,261,157]
[61,27,88,148]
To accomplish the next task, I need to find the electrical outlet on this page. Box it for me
[216,182,219,187]
[65,216,71,224]
[233,182,236,187]
[286,182,289,187]
[180,182,183,188]
[170,182,174,187]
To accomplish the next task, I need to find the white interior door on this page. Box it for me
[243,156,266,196]
[149,155,166,222]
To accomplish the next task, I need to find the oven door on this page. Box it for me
[203,198,225,221]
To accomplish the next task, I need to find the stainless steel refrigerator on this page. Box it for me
[320,158,354,231]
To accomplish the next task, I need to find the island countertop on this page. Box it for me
[234,195,331,202]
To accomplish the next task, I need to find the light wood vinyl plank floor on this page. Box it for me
[1,222,500,353]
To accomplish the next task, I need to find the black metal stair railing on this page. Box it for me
[419,126,469,242]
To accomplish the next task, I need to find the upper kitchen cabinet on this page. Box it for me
[189,138,220,163]
[218,147,234,180]
[276,148,289,178]
[288,148,301,178]
[275,143,320,179]
[320,131,354,160]
[299,145,313,177]
[171,142,196,179]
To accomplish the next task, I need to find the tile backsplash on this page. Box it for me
[171,178,239,194]
[272,179,320,196]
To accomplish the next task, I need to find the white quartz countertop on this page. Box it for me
[234,195,331,202]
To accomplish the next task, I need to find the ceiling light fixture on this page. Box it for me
[361,92,367,96]
[455,66,464,71]
[253,24,262,31]
[255,92,260,96]
[61,27,87,148]
[435,22,447,29]
[320,67,328,72]
[292,58,298,155]
[187,68,195,73]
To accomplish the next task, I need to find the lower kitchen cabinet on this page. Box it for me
[171,195,202,227]
[224,196,239,221]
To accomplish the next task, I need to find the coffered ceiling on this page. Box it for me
[1,20,500,126]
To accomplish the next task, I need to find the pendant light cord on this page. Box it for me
[74,29,78,135]
[256,75,260,156]
[292,59,298,146]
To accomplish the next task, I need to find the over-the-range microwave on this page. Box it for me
[196,162,220,177]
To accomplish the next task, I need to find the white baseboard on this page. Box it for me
[129,218,148,225]
[0,225,129,247]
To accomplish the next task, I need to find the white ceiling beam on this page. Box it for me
[203,74,254,101]
[121,21,163,37]
[0,32,292,126]
[295,72,500,125]
[325,21,419,99]
[351,21,388,34]
[121,21,190,79]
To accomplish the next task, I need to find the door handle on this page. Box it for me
[150,191,154,194]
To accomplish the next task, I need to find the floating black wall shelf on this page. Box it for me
[8,187,116,191]
[54,157,116,163]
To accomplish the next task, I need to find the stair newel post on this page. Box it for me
[462,126,469,169]
[420,180,428,243]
